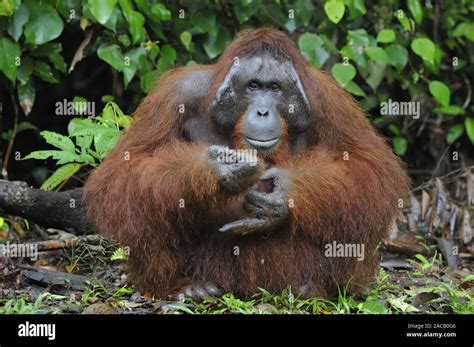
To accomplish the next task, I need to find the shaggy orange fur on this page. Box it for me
[84,28,410,298]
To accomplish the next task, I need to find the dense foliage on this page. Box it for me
[0,0,473,188]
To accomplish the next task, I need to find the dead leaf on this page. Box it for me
[68,30,93,74]
[462,210,472,244]
[421,190,430,220]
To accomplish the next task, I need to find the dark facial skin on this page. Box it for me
[210,55,312,152]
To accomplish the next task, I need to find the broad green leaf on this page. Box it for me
[0,37,20,82]
[453,22,474,42]
[41,164,81,191]
[407,0,423,25]
[140,70,159,93]
[49,53,67,73]
[126,12,145,44]
[411,38,435,62]
[298,32,329,68]
[324,2,345,24]
[88,0,117,24]
[393,137,407,156]
[362,60,386,90]
[192,11,217,36]
[345,81,366,97]
[465,118,474,144]
[72,96,88,114]
[33,61,58,83]
[233,0,260,24]
[97,44,124,71]
[24,3,63,45]
[376,29,395,43]
[18,79,35,115]
[298,32,324,52]
[429,81,450,107]
[7,3,28,41]
[150,3,171,21]
[361,300,387,314]
[123,47,146,87]
[0,0,20,16]
[40,130,76,152]
[385,44,408,70]
[394,9,412,32]
[365,46,389,64]
[446,124,464,144]
[344,0,366,18]
[331,63,356,87]
[296,0,315,25]
[180,31,192,51]
[203,28,231,59]
[388,124,400,136]
[17,56,33,85]
[432,105,464,116]
[347,28,369,45]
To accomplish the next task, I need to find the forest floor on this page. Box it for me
[1,170,473,314]
[0,233,472,314]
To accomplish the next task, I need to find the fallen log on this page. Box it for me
[0,180,90,234]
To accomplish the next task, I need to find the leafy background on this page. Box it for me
[0,0,473,188]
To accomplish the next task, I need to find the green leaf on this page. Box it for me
[361,300,387,314]
[453,22,474,42]
[17,56,33,85]
[394,9,412,32]
[123,47,146,87]
[347,28,369,45]
[407,0,423,25]
[94,127,121,159]
[18,79,35,115]
[192,11,217,36]
[119,0,145,44]
[331,63,356,87]
[0,0,20,16]
[203,28,231,59]
[393,137,407,156]
[88,0,117,24]
[365,46,389,64]
[49,53,67,73]
[298,32,324,52]
[97,44,124,71]
[446,124,464,144]
[345,81,366,97]
[7,3,28,41]
[385,44,408,70]
[296,0,315,25]
[298,32,329,68]
[40,164,81,191]
[180,31,192,51]
[150,3,171,21]
[433,105,464,116]
[411,38,435,62]
[111,247,128,261]
[465,118,474,144]
[0,37,20,82]
[24,3,63,45]
[23,150,82,165]
[324,2,345,24]
[40,131,76,152]
[33,61,58,83]
[388,124,400,136]
[429,81,450,107]
[376,29,395,43]
[362,60,386,90]
[140,70,159,93]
